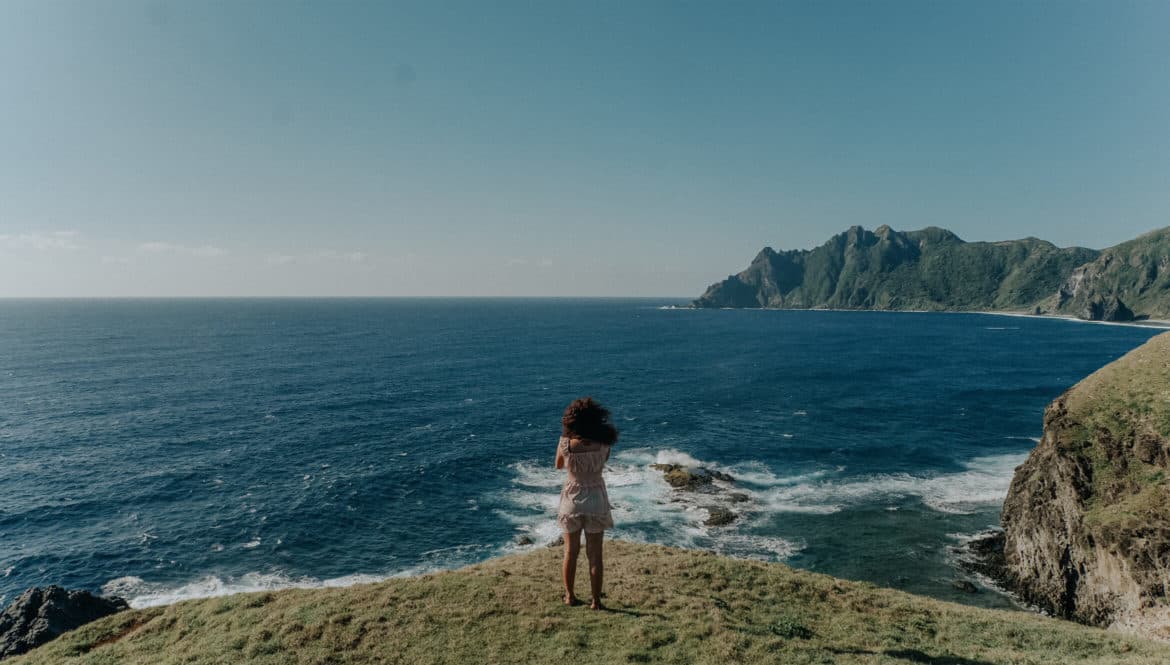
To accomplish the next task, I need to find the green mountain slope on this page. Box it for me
[11,542,1170,664]
[1048,227,1170,320]
[694,225,1170,321]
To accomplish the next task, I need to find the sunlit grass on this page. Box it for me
[12,541,1170,664]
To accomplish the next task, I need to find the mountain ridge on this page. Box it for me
[693,225,1170,321]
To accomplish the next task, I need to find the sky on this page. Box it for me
[2,1,1169,297]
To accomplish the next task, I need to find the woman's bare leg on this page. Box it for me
[584,531,604,610]
[562,530,582,605]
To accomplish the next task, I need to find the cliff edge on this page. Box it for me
[11,541,1170,664]
[1001,331,1170,639]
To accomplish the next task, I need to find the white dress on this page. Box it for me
[556,436,614,533]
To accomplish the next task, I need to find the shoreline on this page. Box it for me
[15,540,1170,664]
[673,304,1170,330]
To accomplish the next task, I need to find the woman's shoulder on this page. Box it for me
[563,437,609,453]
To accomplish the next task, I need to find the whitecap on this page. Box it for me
[497,447,801,562]
[757,452,1028,515]
[242,538,261,549]
[109,570,387,609]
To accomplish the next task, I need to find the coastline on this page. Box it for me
[676,304,1170,330]
[13,541,1170,664]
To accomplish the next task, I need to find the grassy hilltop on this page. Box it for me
[1000,331,1170,634]
[11,541,1170,665]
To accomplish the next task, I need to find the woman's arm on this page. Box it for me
[555,438,565,469]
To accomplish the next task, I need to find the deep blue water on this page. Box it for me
[0,299,1163,610]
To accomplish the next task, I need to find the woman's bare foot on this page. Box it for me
[589,599,604,611]
[563,593,581,606]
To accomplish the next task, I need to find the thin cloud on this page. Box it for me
[138,241,228,258]
[317,250,367,263]
[264,250,368,267]
[0,230,83,251]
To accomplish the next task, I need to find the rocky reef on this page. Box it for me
[693,224,1170,321]
[649,463,740,526]
[0,586,128,660]
[998,331,1170,639]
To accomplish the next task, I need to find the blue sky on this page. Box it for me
[2,1,1168,296]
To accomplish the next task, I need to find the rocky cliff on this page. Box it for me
[694,225,1170,321]
[1000,331,1170,639]
[0,587,127,660]
[1048,227,1170,321]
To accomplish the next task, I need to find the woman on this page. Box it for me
[555,397,617,610]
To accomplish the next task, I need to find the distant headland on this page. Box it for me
[693,225,1170,322]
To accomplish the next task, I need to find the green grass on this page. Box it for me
[1061,332,1170,538]
[12,541,1170,665]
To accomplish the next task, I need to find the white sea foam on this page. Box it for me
[756,452,1027,515]
[105,542,501,609]
[498,447,802,563]
[104,571,391,609]
[109,448,1025,610]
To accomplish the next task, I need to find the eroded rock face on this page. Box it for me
[1000,332,1170,640]
[0,586,128,660]
[1075,295,1135,322]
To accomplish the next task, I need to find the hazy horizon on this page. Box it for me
[3,1,1168,297]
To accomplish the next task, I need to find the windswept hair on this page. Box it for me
[561,397,618,445]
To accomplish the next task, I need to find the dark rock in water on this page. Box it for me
[514,535,533,546]
[546,535,564,548]
[703,507,737,527]
[727,492,750,503]
[0,586,128,659]
[650,464,734,490]
[952,580,979,594]
[956,530,1008,583]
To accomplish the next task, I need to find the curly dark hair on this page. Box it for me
[561,397,618,445]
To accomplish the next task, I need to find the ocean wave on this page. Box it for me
[104,542,502,609]
[103,571,391,609]
[499,447,803,563]
[106,449,1025,609]
[500,446,1026,565]
[756,453,1027,515]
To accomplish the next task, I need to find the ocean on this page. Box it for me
[0,299,1163,611]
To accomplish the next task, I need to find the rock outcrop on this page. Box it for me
[693,224,1170,321]
[650,464,741,526]
[1000,331,1170,639]
[1047,227,1170,321]
[0,586,128,660]
[649,464,734,490]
